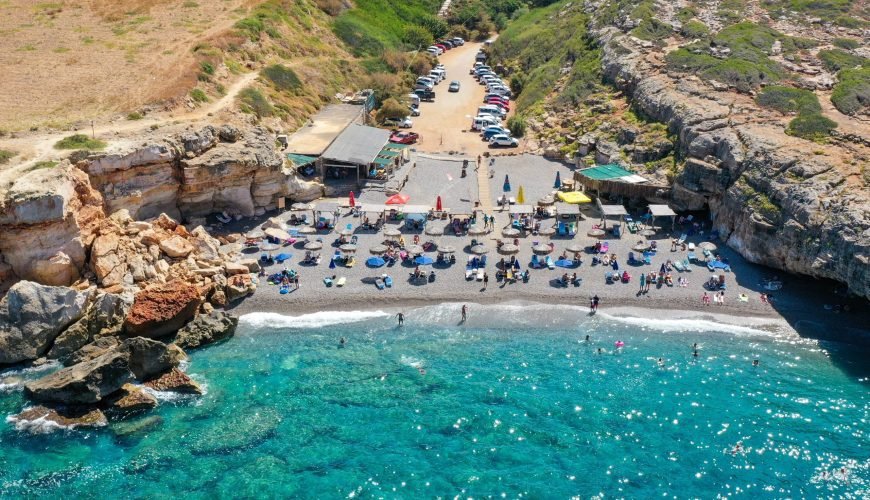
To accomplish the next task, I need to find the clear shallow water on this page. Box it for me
[1,304,868,498]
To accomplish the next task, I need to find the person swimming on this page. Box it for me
[657,358,666,367]
[731,441,743,455]
[693,350,699,358]
[339,337,346,347]
[585,335,590,342]
[753,359,759,367]
[597,348,603,354]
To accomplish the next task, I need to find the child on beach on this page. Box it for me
[702,292,711,306]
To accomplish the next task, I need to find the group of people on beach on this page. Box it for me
[701,291,726,305]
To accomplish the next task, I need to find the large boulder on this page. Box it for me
[144,368,203,394]
[158,235,194,258]
[173,310,238,349]
[64,336,120,367]
[24,349,133,404]
[124,337,185,380]
[47,292,131,361]
[7,406,107,432]
[103,383,158,414]
[0,281,91,365]
[124,281,202,338]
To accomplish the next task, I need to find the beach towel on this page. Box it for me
[673,260,685,272]
[546,256,555,269]
[384,276,393,287]
[375,279,385,290]
[336,277,346,287]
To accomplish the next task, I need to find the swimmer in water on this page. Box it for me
[693,350,699,358]
[840,467,849,482]
[597,348,603,354]
[418,367,426,375]
[396,312,404,326]
[753,359,759,367]
[339,337,346,347]
[692,343,698,350]
[731,441,743,455]
[585,335,590,342]
[657,357,665,367]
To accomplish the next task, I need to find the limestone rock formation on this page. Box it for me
[0,281,92,365]
[103,383,158,414]
[144,367,203,394]
[124,281,202,338]
[8,406,107,432]
[173,310,238,349]
[125,337,185,380]
[24,348,133,404]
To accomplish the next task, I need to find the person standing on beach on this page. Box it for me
[702,292,709,306]
[483,272,489,289]
[461,304,467,322]
[396,312,404,326]
[591,295,600,313]
[639,273,646,293]
[719,291,725,305]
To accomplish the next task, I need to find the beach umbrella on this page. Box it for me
[554,171,562,189]
[517,186,525,204]
[245,228,265,240]
[425,224,445,236]
[406,244,425,255]
[555,258,576,268]
[699,242,718,251]
[414,255,434,265]
[499,243,520,254]
[470,244,489,255]
[275,253,292,263]
[383,228,401,238]
[329,258,336,269]
[468,224,487,235]
[566,244,585,253]
[265,228,292,241]
[532,244,552,254]
[438,245,455,254]
[386,193,410,205]
[366,256,386,268]
[291,202,311,211]
[436,195,442,211]
[299,226,317,234]
[587,228,605,237]
[538,226,556,237]
[632,242,647,252]
[640,229,657,237]
[339,228,354,237]
[349,191,356,208]
[260,242,280,252]
[538,195,555,206]
[503,174,511,192]
[502,227,520,237]
[369,244,388,254]
[304,241,323,251]
[339,244,357,253]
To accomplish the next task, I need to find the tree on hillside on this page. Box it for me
[376,98,410,124]
[403,25,434,50]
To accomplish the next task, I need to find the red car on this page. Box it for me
[390,131,419,144]
[435,43,449,51]
[486,99,510,111]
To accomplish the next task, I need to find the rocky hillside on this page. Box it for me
[490,0,869,299]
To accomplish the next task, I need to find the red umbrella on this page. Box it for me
[436,195,442,211]
[349,191,356,208]
[386,193,410,205]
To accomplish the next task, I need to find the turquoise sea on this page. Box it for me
[0,304,867,498]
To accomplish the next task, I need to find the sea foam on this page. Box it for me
[239,310,392,330]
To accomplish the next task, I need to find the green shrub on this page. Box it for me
[675,6,697,22]
[631,17,673,41]
[831,67,870,116]
[680,20,709,38]
[507,115,526,137]
[54,134,107,150]
[26,160,59,172]
[402,25,433,49]
[818,49,867,72]
[200,61,215,75]
[190,88,209,102]
[0,149,15,164]
[756,85,821,114]
[235,17,265,41]
[238,87,274,118]
[832,37,859,50]
[127,111,144,120]
[375,97,409,123]
[333,0,442,57]
[262,64,303,93]
[786,113,837,141]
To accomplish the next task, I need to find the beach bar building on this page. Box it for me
[318,125,392,189]
[647,204,677,232]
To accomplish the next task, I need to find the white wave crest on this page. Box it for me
[601,313,781,337]
[239,310,392,330]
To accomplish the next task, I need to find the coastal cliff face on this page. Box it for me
[596,26,870,299]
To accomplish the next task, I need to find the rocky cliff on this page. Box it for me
[594,25,869,299]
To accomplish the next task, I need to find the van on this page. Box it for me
[472,115,499,131]
[430,69,446,81]
[477,105,505,118]
[414,88,436,102]
[408,93,420,107]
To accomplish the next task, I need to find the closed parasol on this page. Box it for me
[349,191,356,208]
[304,241,323,251]
[517,186,525,204]
[470,245,489,255]
[503,174,511,192]
[436,195,442,211]
[502,227,520,237]
[499,243,520,254]
[339,244,357,253]
[532,244,553,254]
[554,171,562,189]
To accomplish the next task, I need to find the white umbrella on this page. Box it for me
[470,245,489,255]
[406,244,425,255]
[587,228,605,237]
[532,244,552,254]
[299,226,317,234]
[339,244,357,252]
[304,241,323,251]
[699,242,718,251]
[245,229,265,240]
[438,245,456,254]
[384,228,401,238]
[291,202,311,210]
[538,195,555,206]
[501,227,520,237]
[499,243,520,254]
[566,243,585,253]
[640,228,657,237]
[260,242,280,252]
[370,244,389,254]
[468,224,488,235]
[425,224,446,236]
[264,228,292,241]
[339,228,354,237]
[538,226,556,237]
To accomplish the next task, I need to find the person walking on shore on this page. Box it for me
[396,312,404,326]
[590,295,600,313]
[483,272,489,289]
[639,272,646,293]
[702,292,710,306]
[461,304,467,322]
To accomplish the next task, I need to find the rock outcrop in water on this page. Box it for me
[172,310,238,350]
[124,281,203,338]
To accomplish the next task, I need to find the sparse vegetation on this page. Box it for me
[507,115,527,138]
[26,160,59,172]
[832,37,860,50]
[680,20,709,39]
[831,67,870,116]
[786,113,838,141]
[756,86,821,114]
[127,111,144,120]
[262,64,303,93]
[190,88,209,103]
[54,134,106,150]
[818,49,867,72]
[238,87,274,118]
[631,17,673,42]
[0,149,15,164]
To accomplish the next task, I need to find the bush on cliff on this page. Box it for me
[756,86,821,115]
[54,134,107,151]
[262,64,303,93]
[830,67,870,116]
[818,49,867,72]
[333,0,442,57]
[376,98,410,123]
[786,113,837,142]
[238,88,274,118]
[0,149,14,164]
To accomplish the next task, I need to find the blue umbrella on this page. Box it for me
[554,171,562,189]
[329,258,336,269]
[366,256,386,268]
[503,174,511,192]
[555,259,576,268]
[414,255,434,265]
[275,253,292,263]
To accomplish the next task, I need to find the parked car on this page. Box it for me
[414,88,436,101]
[451,37,465,45]
[486,98,510,111]
[482,127,510,140]
[489,134,519,147]
[389,131,420,144]
[439,40,454,48]
[448,80,460,92]
[434,43,448,52]
[427,45,443,55]
[384,116,413,129]
[484,93,509,103]
[472,115,500,131]
[485,95,509,106]
[409,105,420,117]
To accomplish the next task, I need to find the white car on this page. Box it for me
[385,116,413,129]
[410,106,420,117]
[427,45,444,55]
[489,134,519,147]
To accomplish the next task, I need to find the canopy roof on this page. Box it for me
[314,202,339,213]
[648,204,677,217]
[555,202,581,215]
[556,191,592,204]
[600,204,628,217]
[373,157,393,166]
[384,142,410,150]
[360,203,389,213]
[286,153,316,167]
[578,164,648,184]
[321,124,391,165]
[377,149,400,158]
[401,204,431,214]
[509,204,534,215]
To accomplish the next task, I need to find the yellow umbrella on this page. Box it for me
[517,186,525,204]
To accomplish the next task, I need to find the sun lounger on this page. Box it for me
[466,266,476,280]
[375,278,385,290]
[707,260,731,272]
[336,277,346,287]
[643,252,653,265]
[688,252,697,262]
[546,256,555,270]
[384,276,393,287]
[677,233,687,244]
[681,258,691,270]
[323,277,333,287]
[687,242,695,251]
[599,241,609,254]
[673,260,685,272]
[476,269,484,281]
[480,255,487,267]
[531,254,541,268]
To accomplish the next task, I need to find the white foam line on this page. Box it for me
[240,310,392,330]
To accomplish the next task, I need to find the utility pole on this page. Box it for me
[91,120,95,139]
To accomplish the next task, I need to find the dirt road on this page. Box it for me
[412,42,515,156]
